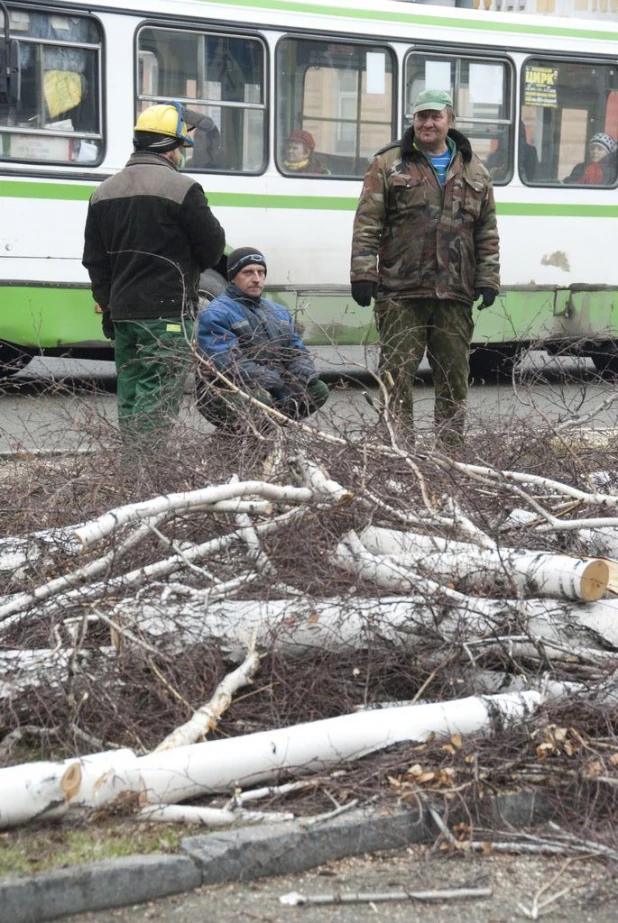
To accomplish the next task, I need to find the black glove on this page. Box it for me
[101,311,115,340]
[474,288,497,310]
[351,281,376,308]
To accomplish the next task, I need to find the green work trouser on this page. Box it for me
[374,297,474,443]
[196,377,330,430]
[113,317,193,441]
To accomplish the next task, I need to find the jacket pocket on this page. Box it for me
[461,177,484,219]
[388,173,426,212]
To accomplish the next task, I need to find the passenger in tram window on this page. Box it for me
[563,132,618,185]
[519,122,539,181]
[484,122,538,182]
[195,247,330,431]
[283,129,331,175]
[484,135,511,182]
[185,111,225,169]
[350,88,500,446]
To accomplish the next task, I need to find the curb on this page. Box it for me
[0,795,553,923]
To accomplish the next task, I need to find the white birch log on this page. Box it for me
[0,689,546,828]
[0,526,84,584]
[72,482,313,548]
[292,457,353,503]
[359,525,610,602]
[0,748,137,827]
[114,589,618,661]
[0,647,117,700]
[137,804,293,825]
[334,538,618,656]
[154,650,260,751]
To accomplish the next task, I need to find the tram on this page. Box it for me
[1,0,618,375]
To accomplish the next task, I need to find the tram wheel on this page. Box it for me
[469,347,518,381]
[198,268,227,305]
[589,345,618,376]
[0,343,32,380]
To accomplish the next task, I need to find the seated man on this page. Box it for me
[195,247,329,430]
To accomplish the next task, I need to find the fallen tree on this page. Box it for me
[2,414,618,840]
[0,687,548,829]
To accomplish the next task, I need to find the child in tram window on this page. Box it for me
[564,132,618,185]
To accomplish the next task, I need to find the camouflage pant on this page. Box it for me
[374,297,474,443]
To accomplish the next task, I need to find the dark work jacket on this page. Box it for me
[82,152,225,320]
[195,284,317,394]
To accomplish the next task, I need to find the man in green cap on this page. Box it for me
[350,88,500,445]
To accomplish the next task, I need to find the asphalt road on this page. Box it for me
[0,350,615,456]
[75,848,618,923]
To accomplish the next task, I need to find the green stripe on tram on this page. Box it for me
[0,180,93,201]
[1,180,618,218]
[194,0,618,42]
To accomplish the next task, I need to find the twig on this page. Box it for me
[280,886,492,906]
[299,799,359,826]
[516,857,581,921]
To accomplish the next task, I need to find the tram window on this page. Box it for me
[406,53,512,185]
[138,28,266,174]
[520,59,618,187]
[0,8,102,165]
[275,38,395,178]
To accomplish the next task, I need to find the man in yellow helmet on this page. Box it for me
[82,101,225,451]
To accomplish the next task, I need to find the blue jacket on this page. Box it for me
[196,284,317,394]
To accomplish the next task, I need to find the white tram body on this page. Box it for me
[1,0,617,371]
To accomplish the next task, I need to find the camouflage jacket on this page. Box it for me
[350,127,500,305]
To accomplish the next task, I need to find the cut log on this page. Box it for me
[0,689,546,828]
[114,589,618,661]
[358,526,610,602]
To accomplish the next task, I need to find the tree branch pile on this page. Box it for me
[1,412,617,848]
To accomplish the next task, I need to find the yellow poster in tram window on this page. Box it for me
[44,70,82,119]
[524,65,558,109]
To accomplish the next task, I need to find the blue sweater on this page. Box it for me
[196,284,317,394]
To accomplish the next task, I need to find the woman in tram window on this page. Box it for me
[283,129,331,175]
[564,132,618,185]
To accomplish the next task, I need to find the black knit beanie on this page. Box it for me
[227,248,267,281]
[133,131,182,153]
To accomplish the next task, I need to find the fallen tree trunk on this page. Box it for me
[0,689,546,828]
[0,647,117,701]
[112,586,618,661]
[359,526,610,602]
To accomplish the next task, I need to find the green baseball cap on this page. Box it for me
[412,89,454,115]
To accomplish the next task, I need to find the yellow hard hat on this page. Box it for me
[133,102,195,149]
